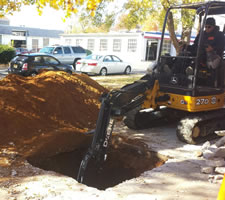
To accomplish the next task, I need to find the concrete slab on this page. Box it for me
[105,122,221,200]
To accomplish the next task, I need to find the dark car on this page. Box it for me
[8,53,73,77]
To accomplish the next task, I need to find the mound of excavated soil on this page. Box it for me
[0,71,107,164]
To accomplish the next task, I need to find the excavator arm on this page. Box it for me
[77,92,114,183]
[77,75,156,183]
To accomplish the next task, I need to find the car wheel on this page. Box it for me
[124,66,131,74]
[30,72,38,77]
[73,58,80,70]
[100,68,107,76]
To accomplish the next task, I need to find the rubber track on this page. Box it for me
[176,109,225,144]
[123,107,184,130]
[123,106,142,130]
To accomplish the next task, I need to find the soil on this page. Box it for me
[0,71,107,180]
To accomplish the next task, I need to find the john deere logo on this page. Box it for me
[211,97,216,104]
[171,76,178,84]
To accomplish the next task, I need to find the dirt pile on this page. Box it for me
[0,71,107,163]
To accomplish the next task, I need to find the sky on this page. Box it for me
[6,5,77,31]
[6,0,125,31]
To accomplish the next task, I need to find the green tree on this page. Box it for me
[116,0,154,30]
[1,0,205,53]
[159,0,202,53]
[77,0,117,33]
[115,0,205,54]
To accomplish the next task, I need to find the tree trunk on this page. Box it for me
[167,11,180,55]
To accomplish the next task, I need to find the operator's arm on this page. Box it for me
[186,34,200,55]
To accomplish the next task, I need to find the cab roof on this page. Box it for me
[170,1,225,15]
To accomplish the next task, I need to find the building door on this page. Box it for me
[12,40,26,48]
[145,40,158,61]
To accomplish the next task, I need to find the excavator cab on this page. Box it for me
[156,1,225,106]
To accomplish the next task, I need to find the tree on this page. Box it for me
[159,0,200,53]
[1,0,205,53]
[76,0,119,33]
[115,0,205,54]
[0,0,103,17]
[115,0,155,31]
[78,0,116,33]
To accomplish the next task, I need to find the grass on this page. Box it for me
[91,74,144,90]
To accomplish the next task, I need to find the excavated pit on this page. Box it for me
[28,135,167,190]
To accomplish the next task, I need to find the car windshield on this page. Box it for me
[85,54,102,60]
[39,47,55,54]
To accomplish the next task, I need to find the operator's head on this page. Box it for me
[205,17,216,33]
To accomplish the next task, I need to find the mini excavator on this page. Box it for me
[77,1,225,183]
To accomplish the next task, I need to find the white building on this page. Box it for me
[0,18,63,51]
[60,31,182,63]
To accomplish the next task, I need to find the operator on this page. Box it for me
[187,17,225,68]
[183,17,225,86]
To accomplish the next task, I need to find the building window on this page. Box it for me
[12,31,26,36]
[99,39,107,51]
[76,39,82,46]
[32,39,39,51]
[87,39,95,51]
[65,39,72,45]
[162,40,171,55]
[43,38,49,47]
[113,39,121,52]
[127,39,137,52]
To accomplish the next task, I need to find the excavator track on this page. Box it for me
[124,106,185,130]
[124,106,225,145]
[123,106,142,129]
[176,109,225,144]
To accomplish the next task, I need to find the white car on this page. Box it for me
[76,54,132,75]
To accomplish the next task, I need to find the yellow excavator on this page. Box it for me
[77,1,225,183]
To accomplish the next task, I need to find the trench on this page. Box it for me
[28,135,167,190]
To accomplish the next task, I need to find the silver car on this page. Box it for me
[76,54,132,76]
[39,45,87,69]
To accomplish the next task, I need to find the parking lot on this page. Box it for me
[0,60,151,80]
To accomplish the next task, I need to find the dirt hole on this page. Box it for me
[28,135,167,190]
